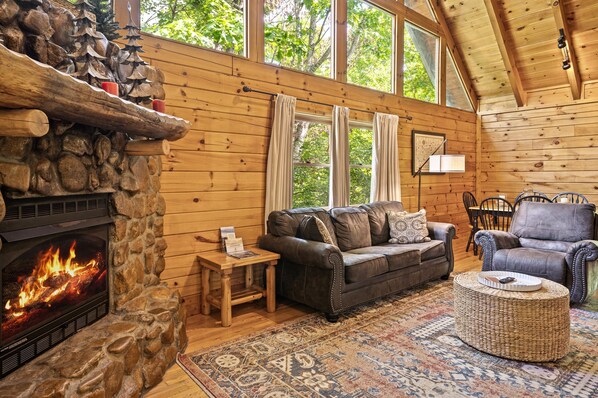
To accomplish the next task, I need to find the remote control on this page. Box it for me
[499,276,515,284]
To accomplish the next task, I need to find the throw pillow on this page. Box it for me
[387,209,431,244]
[297,215,336,246]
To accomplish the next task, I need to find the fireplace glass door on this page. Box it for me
[1,233,107,346]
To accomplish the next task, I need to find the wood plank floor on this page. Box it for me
[146,236,482,397]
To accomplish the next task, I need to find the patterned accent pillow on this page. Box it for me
[297,215,336,246]
[387,210,431,244]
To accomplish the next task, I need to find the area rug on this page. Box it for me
[177,282,597,397]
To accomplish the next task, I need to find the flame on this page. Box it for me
[4,241,99,316]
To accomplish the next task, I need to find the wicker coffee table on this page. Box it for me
[453,272,570,362]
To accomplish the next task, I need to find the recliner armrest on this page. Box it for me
[565,240,598,303]
[474,230,520,271]
[259,234,343,271]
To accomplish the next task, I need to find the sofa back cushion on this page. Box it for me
[267,207,337,246]
[330,207,372,251]
[297,216,336,246]
[359,201,405,245]
[511,202,596,242]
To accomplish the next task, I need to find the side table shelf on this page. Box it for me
[197,248,280,327]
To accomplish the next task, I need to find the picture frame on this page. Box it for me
[412,130,446,176]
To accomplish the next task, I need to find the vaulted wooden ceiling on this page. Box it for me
[438,0,598,105]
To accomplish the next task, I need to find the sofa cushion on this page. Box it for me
[285,207,338,246]
[342,253,388,283]
[330,207,372,251]
[511,202,596,242]
[360,201,405,245]
[348,245,419,271]
[519,238,574,253]
[381,240,445,262]
[388,209,431,244]
[297,215,336,246]
[267,211,300,237]
[493,248,567,284]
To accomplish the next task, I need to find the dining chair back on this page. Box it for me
[514,190,548,203]
[513,195,553,212]
[462,192,478,253]
[478,197,514,232]
[552,192,589,204]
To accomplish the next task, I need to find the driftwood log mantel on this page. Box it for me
[0,44,191,141]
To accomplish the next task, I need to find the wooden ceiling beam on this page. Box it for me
[552,0,582,100]
[428,0,478,111]
[483,0,527,107]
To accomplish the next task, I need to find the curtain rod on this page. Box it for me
[242,86,413,121]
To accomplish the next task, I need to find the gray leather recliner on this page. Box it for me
[475,201,598,303]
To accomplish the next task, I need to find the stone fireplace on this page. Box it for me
[0,123,188,397]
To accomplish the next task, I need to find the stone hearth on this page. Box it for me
[0,123,188,397]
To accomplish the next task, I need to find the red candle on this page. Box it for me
[101,82,119,96]
[152,99,166,113]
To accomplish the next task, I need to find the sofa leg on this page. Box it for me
[325,313,339,323]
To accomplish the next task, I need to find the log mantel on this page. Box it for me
[0,44,191,141]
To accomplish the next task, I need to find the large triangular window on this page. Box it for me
[404,0,437,22]
[446,49,473,111]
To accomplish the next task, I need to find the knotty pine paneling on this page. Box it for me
[480,99,598,204]
[141,33,477,315]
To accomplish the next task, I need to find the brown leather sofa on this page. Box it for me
[259,201,456,321]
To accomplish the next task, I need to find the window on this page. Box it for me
[292,120,330,208]
[347,0,393,92]
[404,0,436,22]
[349,127,373,205]
[403,22,438,103]
[446,49,473,111]
[264,0,332,78]
[141,0,245,55]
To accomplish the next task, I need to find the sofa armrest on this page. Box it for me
[259,234,343,271]
[565,240,598,303]
[427,222,456,275]
[474,230,520,271]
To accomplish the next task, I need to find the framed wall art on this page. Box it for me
[412,130,446,176]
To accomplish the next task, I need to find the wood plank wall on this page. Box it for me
[139,34,477,315]
[480,98,598,204]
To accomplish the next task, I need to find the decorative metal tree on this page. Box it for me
[69,0,110,87]
[122,3,152,104]
[89,0,121,41]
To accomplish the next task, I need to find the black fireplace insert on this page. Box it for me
[0,194,111,377]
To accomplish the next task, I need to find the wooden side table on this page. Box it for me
[197,248,280,327]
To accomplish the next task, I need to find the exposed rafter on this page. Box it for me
[552,0,582,100]
[483,0,527,107]
[428,0,478,110]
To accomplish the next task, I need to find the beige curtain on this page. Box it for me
[371,112,401,202]
[264,94,297,229]
[330,106,350,207]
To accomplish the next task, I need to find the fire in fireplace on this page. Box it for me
[0,194,111,377]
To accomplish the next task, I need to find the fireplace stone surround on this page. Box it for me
[0,124,188,397]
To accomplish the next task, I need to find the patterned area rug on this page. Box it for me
[177,282,597,397]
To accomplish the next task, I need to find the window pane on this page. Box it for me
[141,0,245,55]
[349,127,372,205]
[350,168,371,205]
[293,121,330,208]
[347,0,393,92]
[404,22,438,103]
[264,0,332,78]
[404,0,437,22]
[293,167,330,208]
[446,49,473,111]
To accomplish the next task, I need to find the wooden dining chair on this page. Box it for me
[462,192,478,254]
[514,190,548,203]
[552,192,589,204]
[478,197,514,233]
[513,195,553,212]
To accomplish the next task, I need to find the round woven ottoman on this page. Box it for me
[453,272,570,362]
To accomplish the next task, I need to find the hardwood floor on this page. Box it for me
[146,237,482,397]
